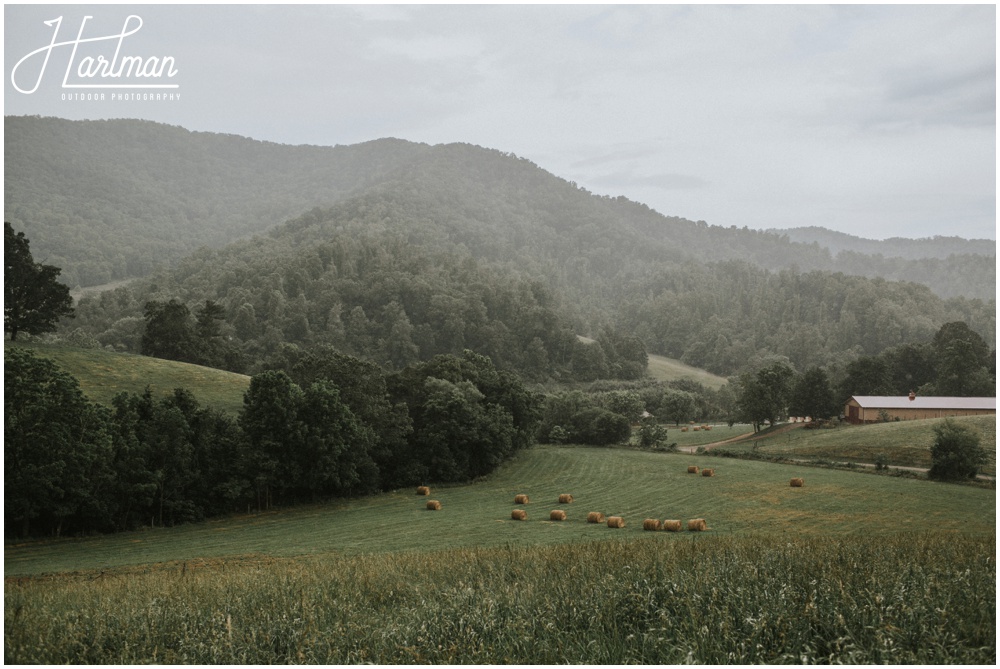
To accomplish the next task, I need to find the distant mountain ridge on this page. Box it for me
[4,115,994,301]
[771,226,995,259]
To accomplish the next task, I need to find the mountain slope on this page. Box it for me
[5,116,994,300]
[4,116,434,286]
[773,226,995,259]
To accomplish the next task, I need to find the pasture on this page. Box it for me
[645,352,728,389]
[4,342,250,414]
[5,445,995,663]
[717,415,997,476]
[6,445,994,577]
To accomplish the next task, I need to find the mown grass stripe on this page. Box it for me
[5,445,994,577]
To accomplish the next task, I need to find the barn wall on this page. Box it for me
[858,407,995,423]
[843,399,995,424]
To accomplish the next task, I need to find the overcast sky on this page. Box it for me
[4,3,996,240]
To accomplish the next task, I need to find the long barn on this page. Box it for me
[844,393,996,424]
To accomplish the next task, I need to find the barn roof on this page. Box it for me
[849,396,996,410]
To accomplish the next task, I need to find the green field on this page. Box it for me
[5,445,995,663]
[645,352,729,388]
[4,342,250,415]
[6,445,994,577]
[5,533,994,664]
[658,422,752,448]
[714,416,997,476]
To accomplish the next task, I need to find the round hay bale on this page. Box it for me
[790,478,804,487]
[416,486,430,496]
[701,468,715,477]
[642,518,662,531]
[687,518,707,532]
[426,500,441,511]
[549,509,567,521]
[662,519,682,532]
[687,465,699,474]
[693,426,700,431]
[704,425,712,431]
[514,494,529,504]
[558,493,574,504]
[607,516,625,528]
[511,509,527,521]
[586,511,605,524]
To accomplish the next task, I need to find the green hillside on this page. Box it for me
[4,342,249,415]
[713,416,997,476]
[645,352,728,388]
[5,444,993,577]
[7,116,993,302]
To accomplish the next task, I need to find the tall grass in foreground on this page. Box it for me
[5,533,994,664]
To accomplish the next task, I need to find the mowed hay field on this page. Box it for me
[5,446,996,663]
[6,445,994,577]
[723,416,997,476]
[5,342,250,415]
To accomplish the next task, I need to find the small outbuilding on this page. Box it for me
[844,393,996,424]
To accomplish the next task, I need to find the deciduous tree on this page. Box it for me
[4,222,74,340]
[789,367,838,420]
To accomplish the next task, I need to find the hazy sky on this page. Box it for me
[4,3,996,240]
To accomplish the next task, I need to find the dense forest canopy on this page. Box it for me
[6,116,994,302]
[773,226,995,260]
[4,345,540,537]
[66,201,993,381]
[6,115,994,381]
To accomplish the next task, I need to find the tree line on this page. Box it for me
[730,320,996,431]
[8,116,993,303]
[5,346,540,538]
[69,226,648,382]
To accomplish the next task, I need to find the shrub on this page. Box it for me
[928,419,987,481]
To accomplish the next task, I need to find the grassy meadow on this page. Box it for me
[5,445,996,663]
[4,354,996,662]
[645,352,729,389]
[658,422,753,448]
[4,341,250,415]
[6,445,994,576]
[715,416,997,476]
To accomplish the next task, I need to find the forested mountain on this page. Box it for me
[773,226,995,260]
[4,116,435,286]
[8,115,994,380]
[6,116,994,301]
[69,193,993,380]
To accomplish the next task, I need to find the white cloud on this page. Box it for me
[4,3,994,240]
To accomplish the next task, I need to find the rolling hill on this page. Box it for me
[4,341,250,415]
[645,352,728,389]
[6,116,994,301]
